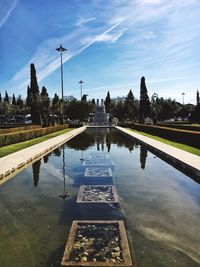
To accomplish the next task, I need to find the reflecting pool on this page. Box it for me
[0,128,199,267]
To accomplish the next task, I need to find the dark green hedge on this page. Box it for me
[156,123,200,132]
[0,124,68,147]
[129,123,200,149]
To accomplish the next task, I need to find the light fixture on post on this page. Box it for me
[56,44,67,124]
[79,80,84,100]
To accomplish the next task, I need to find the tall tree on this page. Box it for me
[105,91,111,113]
[0,92,2,102]
[139,77,150,123]
[81,94,87,102]
[52,93,61,115]
[26,85,32,107]
[4,91,9,103]
[12,94,16,106]
[29,63,41,124]
[40,86,50,126]
[124,90,137,121]
[197,90,199,105]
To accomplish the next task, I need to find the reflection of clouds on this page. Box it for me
[42,164,73,184]
[133,174,200,263]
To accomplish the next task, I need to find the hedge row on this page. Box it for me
[156,123,200,132]
[0,124,68,147]
[130,123,200,149]
[0,125,40,134]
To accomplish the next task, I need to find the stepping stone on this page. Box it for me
[77,185,118,203]
[61,220,133,266]
[89,152,109,160]
[83,158,114,166]
[84,167,112,177]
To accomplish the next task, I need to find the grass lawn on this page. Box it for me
[0,128,73,158]
[128,128,200,156]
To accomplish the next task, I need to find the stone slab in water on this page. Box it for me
[83,158,114,166]
[77,185,118,203]
[84,167,112,177]
[61,220,133,266]
[89,152,109,160]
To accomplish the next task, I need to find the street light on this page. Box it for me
[79,80,84,100]
[56,44,67,123]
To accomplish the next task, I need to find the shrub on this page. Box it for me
[129,123,200,149]
[0,124,68,147]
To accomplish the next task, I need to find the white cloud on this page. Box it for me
[0,0,17,30]
[75,16,96,26]
[7,16,127,92]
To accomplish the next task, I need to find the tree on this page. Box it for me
[52,93,61,117]
[124,90,137,121]
[12,94,16,106]
[4,91,9,103]
[139,77,150,123]
[105,91,111,113]
[40,86,50,126]
[29,63,41,124]
[0,92,2,102]
[26,85,32,107]
[81,94,87,102]
[16,95,24,109]
[197,90,199,105]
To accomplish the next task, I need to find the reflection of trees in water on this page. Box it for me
[66,131,95,150]
[140,146,148,169]
[32,159,41,186]
[43,152,51,163]
[66,128,139,153]
[108,130,136,153]
[53,147,62,156]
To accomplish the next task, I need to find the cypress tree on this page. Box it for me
[12,94,16,105]
[52,93,60,115]
[139,77,150,123]
[29,63,41,124]
[40,86,50,126]
[105,91,111,113]
[0,92,2,102]
[197,90,199,106]
[4,91,9,103]
[16,95,24,109]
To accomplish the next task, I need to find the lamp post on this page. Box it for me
[79,80,84,100]
[56,44,67,123]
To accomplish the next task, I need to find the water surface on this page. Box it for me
[0,128,199,267]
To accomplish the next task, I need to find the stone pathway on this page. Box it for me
[0,126,86,185]
[115,126,200,178]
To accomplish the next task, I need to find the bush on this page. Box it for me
[156,123,200,132]
[0,125,39,134]
[129,123,200,148]
[0,124,68,147]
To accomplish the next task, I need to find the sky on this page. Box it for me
[0,0,200,104]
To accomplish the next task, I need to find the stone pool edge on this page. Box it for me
[0,126,86,185]
[115,126,200,179]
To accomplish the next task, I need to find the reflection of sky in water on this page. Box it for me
[0,129,199,267]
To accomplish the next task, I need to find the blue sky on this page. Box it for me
[0,0,200,104]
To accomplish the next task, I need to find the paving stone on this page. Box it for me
[84,167,112,177]
[77,185,118,203]
[61,220,133,266]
